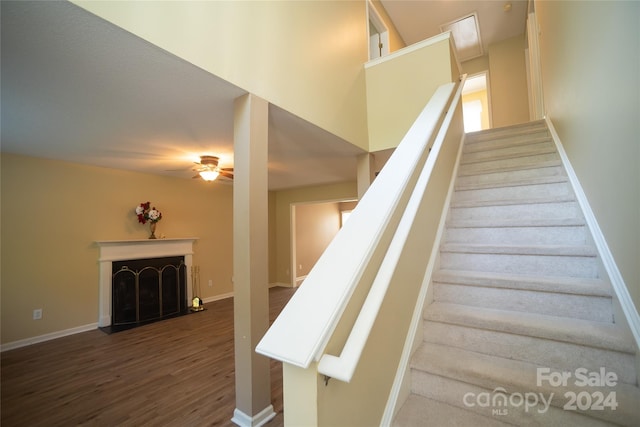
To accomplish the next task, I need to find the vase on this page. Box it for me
[149,222,157,239]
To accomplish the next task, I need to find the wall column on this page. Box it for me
[356,152,376,199]
[232,93,274,427]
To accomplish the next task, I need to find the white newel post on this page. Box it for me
[95,238,197,327]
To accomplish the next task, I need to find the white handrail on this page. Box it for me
[317,76,466,383]
[256,82,457,369]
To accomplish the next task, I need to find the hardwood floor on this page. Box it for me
[1,286,296,427]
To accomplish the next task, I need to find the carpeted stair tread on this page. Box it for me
[450,194,576,208]
[393,394,512,427]
[463,134,553,154]
[411,344,640,426]
[465,120,548,143]
[433,270,611,297]
[461,141,557,165]
[424,302,635,354]
[456,173,569,191]
[440,243,598,257]
[447,217,586,229]
[408,371,620,427]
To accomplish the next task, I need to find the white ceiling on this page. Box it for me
[1,1,527,191]
[381,0,528,55]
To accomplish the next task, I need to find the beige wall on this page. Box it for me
[535,0,640,310]
[295,202,342,279]
[273,182,358,286]
[365,35,455,152]
[488,34,530,127]
[72,0,370,151]
[1,153,234,344]
[463,55,490,76]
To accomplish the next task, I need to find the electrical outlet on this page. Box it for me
[208,279,213,287]
[33,309,42,320]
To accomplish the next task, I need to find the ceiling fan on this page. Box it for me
[192,155,234,182]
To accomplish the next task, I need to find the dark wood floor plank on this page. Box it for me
[1,286,296,427]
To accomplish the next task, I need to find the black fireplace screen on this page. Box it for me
[112,256,187,326]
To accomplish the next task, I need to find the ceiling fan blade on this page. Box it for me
[219,170,234,179]
[166,165,194,171]
[220,167,234,171]
[192,174,201,179]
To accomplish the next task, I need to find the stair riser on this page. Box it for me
[439,252,599,278]
[462,141,556,165]
[449,201,581,222]
[410,370,615,427]
[453,182,574,205]
[433,283,611,322]
[444,226,587,246]
[466,126,548,144]
[455,166,567,190]
[422,322,636,384]
[464,134,551,154]
[458,153,560,176]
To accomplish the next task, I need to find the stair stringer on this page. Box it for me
[381,132,467,425]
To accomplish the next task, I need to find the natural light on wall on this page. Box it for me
[462,73,490,132]
[463,100,483,132]
[341,210,352,228]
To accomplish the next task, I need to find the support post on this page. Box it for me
[357,152,376,199]
[232,93,274,427]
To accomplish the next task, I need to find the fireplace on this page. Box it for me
[96,238,197,327]
[112,256,187,326]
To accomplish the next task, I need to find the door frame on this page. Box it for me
[367,0,389,60]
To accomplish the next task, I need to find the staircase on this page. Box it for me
[393,121,640,426]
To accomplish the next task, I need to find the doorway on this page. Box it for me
[462,72,492,132]
[290,199,357,287]
[367,1,389,60]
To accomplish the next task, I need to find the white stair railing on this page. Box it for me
[317,75,467,383]
[256,80,461,373]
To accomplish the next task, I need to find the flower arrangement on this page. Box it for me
[135,201,162,224]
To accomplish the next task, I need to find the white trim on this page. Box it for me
[295,275,308,286]
[256,82,456,369]
[545,116,640,349]
[95,238,198,327]
[231,405,276,427]
[290,204,297,288]
[367,0,390,60]
[1,323,98,352]
[365,32,452,69]
[317,78,465,383]
[381,90,468,426]
[202,291,234,304]
[527,12,545,120]
[269,282,291,288]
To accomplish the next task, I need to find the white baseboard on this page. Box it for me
[269,282,291,288]
[1,323,98,352]
[231,405,276,427]
[546,116,640,350]
[202,291,234,304]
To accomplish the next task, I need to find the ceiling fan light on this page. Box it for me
[199,170,220,181]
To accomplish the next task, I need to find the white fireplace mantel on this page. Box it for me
[96,238,198,327]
